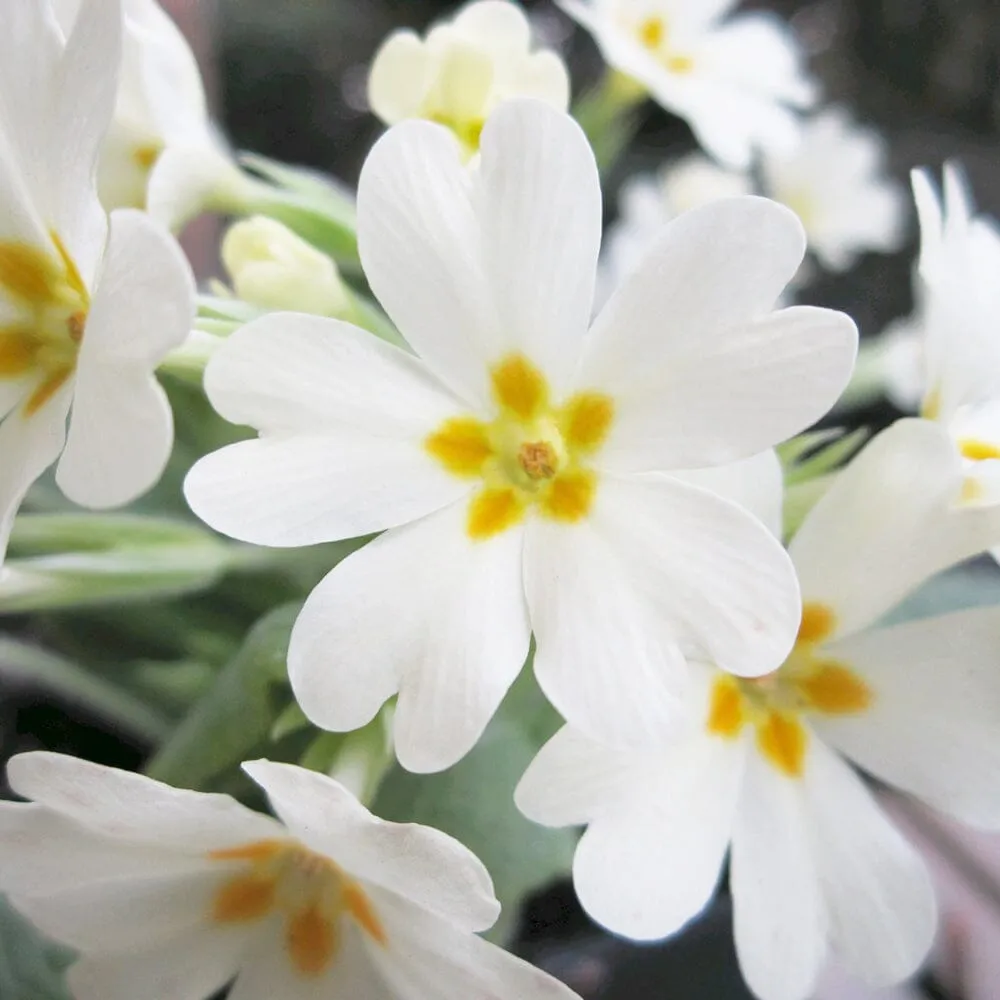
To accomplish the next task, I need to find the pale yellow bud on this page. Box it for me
[222,217,350,317]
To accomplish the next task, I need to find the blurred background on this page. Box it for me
[5,2,1000,998]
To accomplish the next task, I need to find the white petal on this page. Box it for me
[367,31,433,124]
[670,449,784,538]
[56,210,193,508]
[452,1,532,54]
[0,387,70,564]
[357,117,496,407]
[817,607,1000,829]
[242,760,500,931]
[476,99,600,393]
[0,113,51,248]
[513,51,571,111]
[515,725,653,829]
[146,142,241,233]
[596,303,856,472]
[802,739,937,987]
[789,418,1000,639]
[6,751,283,851]
[66,923,246,1000]
[368,890,579,1000]
[573,723,744,941]
[730,746,827,1000]
[288,501,530,774]
[0,806,211,897]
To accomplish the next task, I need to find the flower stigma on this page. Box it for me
[706,602,872,777]
[425,353,615,540]
[0,236,89,417]
[209,839,387,979]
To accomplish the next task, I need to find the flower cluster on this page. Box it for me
[0,2,998,1000]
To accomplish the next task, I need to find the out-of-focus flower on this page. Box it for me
[52,0,238,227]
[517,418,1000,1000]
[559,0,816,168]
[760,108,907,272]
[0,752,581,1000]
[368,0,570,157]
[222,217,350,318]
[0,0,194,561]
[185,100,857,773]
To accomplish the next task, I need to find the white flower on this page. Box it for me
[905,165,1000,505]
[759,107,907,272]
[368,0,570,156]
[602,155,751,299]
[222,216,351,317]
[0,752,580,1000]
[51,0,235,226]
[184,99,856,773]
[559,0,816,168]
[0,0,194,560]
[517,417,1000,1000]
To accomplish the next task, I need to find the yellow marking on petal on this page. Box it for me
[133,142,163,170]
[796,602,837,646]
[921,385,941,421]
[961,476,984,503]
[491,353,549,420]
[541,470,596,523]
[212,873,277,923]
[50,231,88,304]
[209,839,286,864]
[0,329,38,375]
[0,243,58,304]
[666,53,695,73]
[468,487,525,539]
[757,712,808,777]
[959,438,1000,462]
[561,392,614,454]
[638,15,665,49]
[425,417,493,477]
[23,366,72,416]
[707,677,746,738]
[345,883,388,947]
[797,662,872,716]
[287,903,337,978]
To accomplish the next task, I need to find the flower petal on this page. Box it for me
[801,739,937,988]
[288,501,530,773]
[56,209,194,508]
[452,1,532,54]
[476,99,600,393]
[6,751,283,851]
[367,31,433,124]
[242,760,500,931]
[789,418,1000,640]
[817,607,1000,829]
[146,142,241,234]
[730,744,827,1000]
[65,922,246,1000]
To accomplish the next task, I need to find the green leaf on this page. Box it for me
[0,895,74,1000]
[374,668,575,945]
[145,603,300,790]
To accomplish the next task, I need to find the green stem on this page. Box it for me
[573,70,647,175]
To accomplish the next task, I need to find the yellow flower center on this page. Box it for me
[706,602,873,778]
[426,353,615,541]
[209,839,387,980]
[0,236,89,417]
[633,15,695,74]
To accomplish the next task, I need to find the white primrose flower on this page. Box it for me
[0,752,580,1000]
[559,0,817,168]
[184,100,857,774]
[517,417,1000,1000]
[759,107,907,272]
[0,0,194,559]
[368,0,570,156]
[907,164,1000,505]
[51,0,235,226]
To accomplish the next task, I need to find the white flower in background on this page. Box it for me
[559,0,816,168]
[0,752,580,1000]
[0,0,194,560]
[185,99,857,773]
[759,107,907,272]
[517,417,1000,1000]
[903,165,1000,505]
[368,0,570,156]
[51,0,235,226]
[222,216,350,318]
[601,155,751,298]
